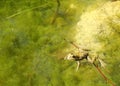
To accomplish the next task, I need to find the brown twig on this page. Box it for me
[51,0,60,24]
[93,63,115,86]
[64,38,91,51]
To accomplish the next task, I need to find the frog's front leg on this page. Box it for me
[76,61,81,71]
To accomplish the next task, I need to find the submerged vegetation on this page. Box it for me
[0,0,120,86]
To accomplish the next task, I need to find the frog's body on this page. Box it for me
[64,51,106,71]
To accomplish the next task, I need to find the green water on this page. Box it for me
[0,0,120,86]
